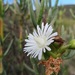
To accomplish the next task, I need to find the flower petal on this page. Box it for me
[38,49,42,60]
[32,50,40,58]
[45,46,51,51]
[28,34,34,40]
[43,48,46,52]
[37,25,41,36]
[41,22,44,32]
[46,25,53,36]
[46,39,54,45]
[33,29,38,37]
[43,23,49,34]
[49,32,58,38]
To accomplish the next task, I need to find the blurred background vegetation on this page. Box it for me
[0,0,75,75]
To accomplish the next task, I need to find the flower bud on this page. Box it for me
[69,39,75,49]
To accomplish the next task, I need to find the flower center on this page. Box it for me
[34,36,46,48]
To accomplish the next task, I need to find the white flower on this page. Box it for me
[24,22,58,60]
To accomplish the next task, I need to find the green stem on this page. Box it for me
[49,52,57,58]
[49,0,51,7]
[70,9,75,19]
[28,0,37,28]
[23,62,35,73]
[0,0,3,17]
[30,57,40,75]
[57,44,70,53]
[37,0,44,25]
